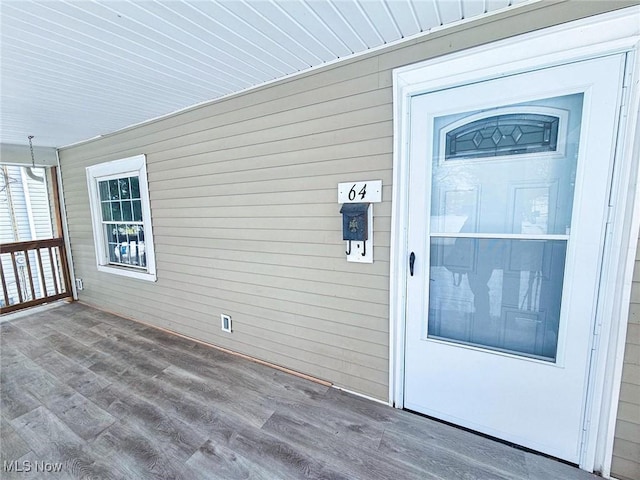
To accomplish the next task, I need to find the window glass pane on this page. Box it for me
[128,224,145,267]
[122,201,133,221]
[108,243,119,263]
[134,226,147,268]
[101,202,112,221]
[428,238,566,361]
[130,176,140,199]
[116,242,128,264]
[108,179,120,200]
[99,181,110,201]
[105,224,118,243]
[115,224,124,243]
[111,202,122,221]
[130,224,144,242]
[119,178,131,199]
[104,223,146,268]
[132,200,142,221]
[139,225,146,267]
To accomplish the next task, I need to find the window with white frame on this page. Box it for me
[86,155,157,281]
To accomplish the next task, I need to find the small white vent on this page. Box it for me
[75,278,84,291]
[220,314,232,333]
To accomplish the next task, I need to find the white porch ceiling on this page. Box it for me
[1,0,529,149]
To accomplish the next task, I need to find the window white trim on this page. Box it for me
[390,6,640,474]
[86,154,157,282]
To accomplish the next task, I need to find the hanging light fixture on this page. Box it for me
[27,135,36,168]
[25,135,44,182]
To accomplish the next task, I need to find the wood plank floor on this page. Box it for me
[1,302,598,480]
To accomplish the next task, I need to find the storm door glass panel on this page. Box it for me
[427,94,583,361]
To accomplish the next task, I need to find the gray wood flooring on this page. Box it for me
[1,302,598,479]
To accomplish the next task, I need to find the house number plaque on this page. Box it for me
[337,180,382,204]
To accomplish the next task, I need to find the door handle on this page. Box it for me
[409,252,415,276]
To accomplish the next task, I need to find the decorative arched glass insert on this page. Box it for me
[445,113,560,160]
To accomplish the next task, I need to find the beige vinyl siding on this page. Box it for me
[58,0,636,401]
[611,239,640,480]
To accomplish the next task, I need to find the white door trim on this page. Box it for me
[389,6,640,474]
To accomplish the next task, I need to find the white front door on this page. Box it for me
[404,54,626,463]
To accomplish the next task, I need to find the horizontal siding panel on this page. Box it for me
[199,299,387,349]
[151,227,390,248]
[77,275,380,341]
[156,270,388,319]
[612,438,640,463]
[149,135,392,176]
[152,192,391,213]
[149,138,392,182]
[151,189,341,209]
[238,320,388,373]
[622,363,640,385]
[633,260,640,282]
[151,187,392,210]
[611,455,640,480]
[151,215,390,232]
[146,121,393,165]
[630,283,640,304]
[151,154,392,192]
[158,253,389,291]
[624,344,640,365]
[158,260,387,306]
[616,401,640,424]
[151,211,391,228]
[629,301,640,323]
[620,382,640,406]
[164,86,389,152]
[150,170,393,203]
[143,105,392,161]
[625,323,640,345]
[615,419,640,444]
[75,263,389,322]
[63,223,93,237]
[75,267,389,336]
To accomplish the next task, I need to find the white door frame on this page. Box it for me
[389,6,640,474]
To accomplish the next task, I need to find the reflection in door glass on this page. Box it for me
[431,94,583,235]
[428,238,566,361]
[426,94,584,361]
